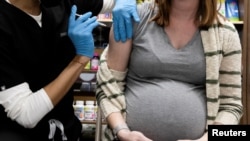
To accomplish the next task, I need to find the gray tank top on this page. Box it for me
[125,2,207,141]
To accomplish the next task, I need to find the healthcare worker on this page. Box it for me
[0,0,139,140]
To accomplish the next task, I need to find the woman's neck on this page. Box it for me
[170,0,199,22]
[8,0,41,16]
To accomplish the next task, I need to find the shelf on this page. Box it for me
[231,20,244,24]
[73,90,96,101]
[73,90,95,96]
[82,69,97,73]
[81,120,97,124]
[81,120,106,124]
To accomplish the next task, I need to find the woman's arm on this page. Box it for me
[106,26,132,71]
[215,24,243,124]
[105,24,132,128]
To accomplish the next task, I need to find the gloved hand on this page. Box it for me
[68,5,99,58]
[112,0,140,42]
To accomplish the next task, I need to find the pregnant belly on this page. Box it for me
[125,80,207,141]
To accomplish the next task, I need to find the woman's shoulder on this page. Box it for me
[136,0,155,19]
[132,0,155,36]
[215,14,238,33]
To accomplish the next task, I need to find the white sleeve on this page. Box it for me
[0,82,53,128]
[100,0,115,13]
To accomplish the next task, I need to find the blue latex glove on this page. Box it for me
[68,5,99,58]
[113,0,140,42]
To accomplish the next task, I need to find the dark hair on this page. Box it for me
[150,0,221,27]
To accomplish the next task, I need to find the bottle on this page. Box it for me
[91,52,100,70]
[74,100,85,121]
[84,100,95,120]
[225,0,239,21]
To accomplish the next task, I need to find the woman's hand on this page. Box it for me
[117,130,153,141]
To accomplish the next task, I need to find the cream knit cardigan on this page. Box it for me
[96,17,243,140]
